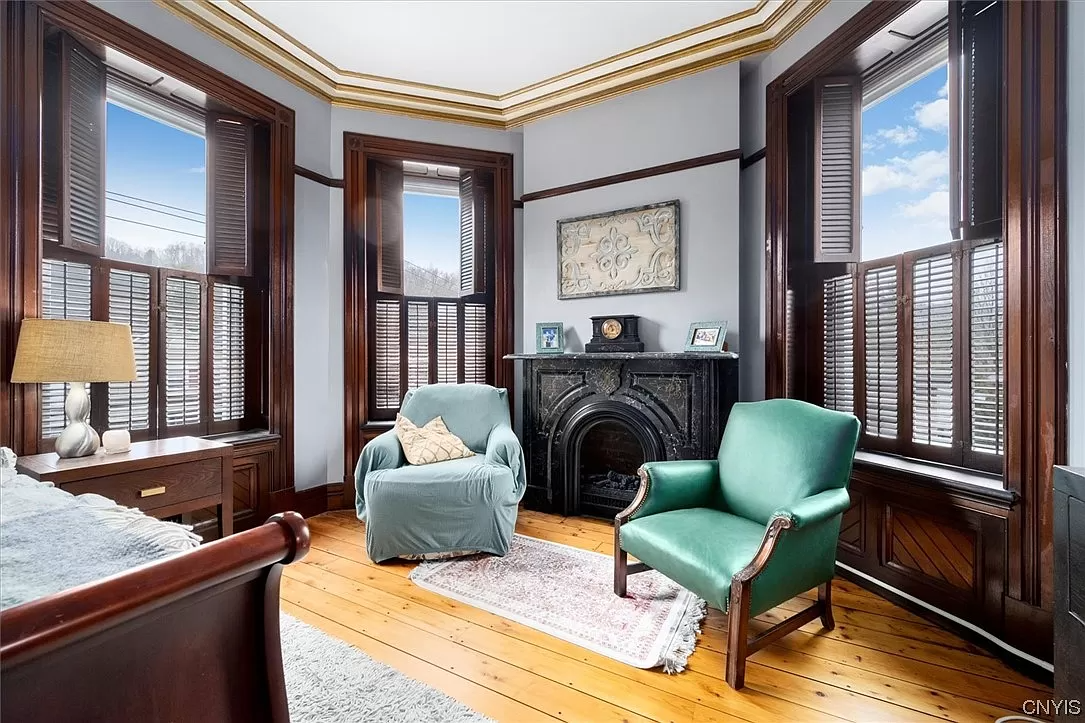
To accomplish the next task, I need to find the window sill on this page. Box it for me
[204,428,280,445]
[853,451,1017,508]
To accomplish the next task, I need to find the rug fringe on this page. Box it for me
[662,598,707,674]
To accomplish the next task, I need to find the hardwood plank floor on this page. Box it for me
[283,509,1050,723]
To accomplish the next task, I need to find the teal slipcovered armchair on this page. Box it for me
[355,384,526,563]
[614,399,860,689]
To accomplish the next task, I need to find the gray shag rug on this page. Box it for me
[282,614,492,723]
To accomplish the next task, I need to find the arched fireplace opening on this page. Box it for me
[577,420,647,518]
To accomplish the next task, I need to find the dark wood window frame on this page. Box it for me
[1,1,296,495]
[764,0,1066,663]
[342,133,515,494]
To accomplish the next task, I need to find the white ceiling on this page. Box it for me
[165,0,826,127]
[240,0,759,96]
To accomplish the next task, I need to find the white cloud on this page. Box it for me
[938,80,949,98]
[898,189,950,223]
[185,166,206,174]
[876,125,919,146]
[914,97,949,131]
[862,149,948,196]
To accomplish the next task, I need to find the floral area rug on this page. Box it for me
[408,533,705,673]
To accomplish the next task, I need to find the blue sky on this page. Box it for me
[105,102,206,252]
[861,64,950,261]
[402,192,460,274]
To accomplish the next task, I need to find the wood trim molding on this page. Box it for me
[740,147,766,169]
[763,0,1067,662]
[1,2,295,495]
[520,149,741,203]
[294,165,344,189]
[341,133,515,493]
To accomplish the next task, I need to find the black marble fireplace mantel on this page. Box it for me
[507,352,739,517]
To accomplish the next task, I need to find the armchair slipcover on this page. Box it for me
[614,398,860,688]
[355,384,526,563]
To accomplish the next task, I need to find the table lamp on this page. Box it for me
[10,319,137,458]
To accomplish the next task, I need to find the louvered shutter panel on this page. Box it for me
[458,171,477,295]
[950,1,1003,240]
[822,273,855,413]
[39,259,93,438]
[785,287,796,399]
[406,300,430,389]
[373,162,405,294]
[463,303,488,384]
[207,115,253,275]
[108,268,153,432]
[163,276,203,427]
[42,33,106,256]
[863,265,899,438]
[911,253,956,447]
[969,241,1004,454]
[374,299,401,409]
[436,302,459,383]
[212,282,246,422]
[814,77,861,263]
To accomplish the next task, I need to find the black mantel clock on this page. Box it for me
[585,315,644,352]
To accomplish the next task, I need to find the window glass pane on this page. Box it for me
[40,259,92,439]
[402,190,460,297]
[105,102,207,273]
[212,282,245,422]
[108,267,152,431]
[163,276,202,426]
[861,64,951,261]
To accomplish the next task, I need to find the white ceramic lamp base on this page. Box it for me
[55,383,100,459]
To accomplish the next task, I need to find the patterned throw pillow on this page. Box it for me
[395,414,476,466]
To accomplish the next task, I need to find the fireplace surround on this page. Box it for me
[508,352,739,517]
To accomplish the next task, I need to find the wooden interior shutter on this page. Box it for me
[458,170,486,295]
[39,259,93,438]
[373,298,401,409]
[950,0,1003,241]
[108,266,155,434]
[405,300,430,389]
[207,114,254,276]
[211,281,246,423]
[813,77,861,263]
[862,264,900,439]
[435,302,459,383]
[42,31,106,256]
[463,303,488,384]
[372,161,405,294]
[911,252,956,448]
[968,240,1004,454]
[822,273,855,413]
[161,274,204,428]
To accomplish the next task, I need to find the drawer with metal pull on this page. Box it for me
[58,458,221,513]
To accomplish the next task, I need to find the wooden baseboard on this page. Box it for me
[326,481,345,511]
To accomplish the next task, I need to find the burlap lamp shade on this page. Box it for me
[11,319,137,458]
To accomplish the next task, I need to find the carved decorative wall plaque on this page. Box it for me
[557,200,680,299]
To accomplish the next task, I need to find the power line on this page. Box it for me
[105,215,206,239]
[105,190,205,217]
[106,196,206,225]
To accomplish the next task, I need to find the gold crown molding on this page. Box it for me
[155,0,828,130]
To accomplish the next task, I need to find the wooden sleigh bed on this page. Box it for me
[0,481,309,723]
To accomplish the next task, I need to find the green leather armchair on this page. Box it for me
[614,399,860,689]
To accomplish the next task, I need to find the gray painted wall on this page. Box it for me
[1068,0,1084,465]
[736,1,871,401]
[520,65,741,355]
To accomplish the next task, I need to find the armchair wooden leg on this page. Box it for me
[818,580,835,630]
[614,547,628,597]
[725,580,752,690]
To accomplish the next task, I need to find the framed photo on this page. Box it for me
[535,322,565,354]
[684,321,728,353]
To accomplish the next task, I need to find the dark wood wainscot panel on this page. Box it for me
[838,460,1015,642]
[229,433,280,532]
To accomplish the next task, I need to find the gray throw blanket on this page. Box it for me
[1,474,201,610]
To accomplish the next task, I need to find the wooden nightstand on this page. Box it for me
[16,436,234,538]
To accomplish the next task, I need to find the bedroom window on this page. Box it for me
[367,160,494,420]
[813,0,1004,474]
[38,31,259,444]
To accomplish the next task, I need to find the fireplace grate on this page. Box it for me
[580,470,640,518]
